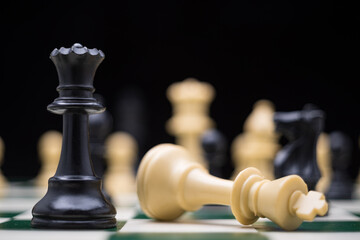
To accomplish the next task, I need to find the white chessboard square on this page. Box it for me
[313,205,359,221]
[120,218,257,233]
[0,198,38,212]
[115,207,137,221]
[330,199,360,213]
[0,218,10,224]
[12,209,32,220]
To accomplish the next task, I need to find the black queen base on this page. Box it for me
[31,43,116,229]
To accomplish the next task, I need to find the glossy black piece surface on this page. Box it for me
[273,106,324,190]
[47,43,105,115]
[89,94,113,178]
[326,131,354,199]
[31,43,116,229]
[89,94,113,202]
[201,128,227,178]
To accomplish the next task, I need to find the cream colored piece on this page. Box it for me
[231,100,280,180]
[315,133,332,193]
[166,78,215,167]
[243,99,277,135]
[35,130,62,188]
[0,136,7,190]
[137,144,328,231]
[104,131,137,206]
[356,136,360,198]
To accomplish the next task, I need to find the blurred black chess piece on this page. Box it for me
[273,104,325,190]
[31,43,116,229]
[113,86,147,170]
[89,93,113,201]
[326,131,354,199]
[201,128,228,178]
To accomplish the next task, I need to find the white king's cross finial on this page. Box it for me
[291,190,328,221]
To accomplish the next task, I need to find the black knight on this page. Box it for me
[273,105,325,190]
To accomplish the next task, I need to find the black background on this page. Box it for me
[0,0,359,180]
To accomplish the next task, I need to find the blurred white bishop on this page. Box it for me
[231,100,280,180]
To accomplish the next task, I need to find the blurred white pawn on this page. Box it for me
[104,131,138,207]
[0,136,7,196]
[315,133,332,193]
[231,100,280,180]
[35,130,62,188]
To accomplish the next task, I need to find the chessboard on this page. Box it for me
[1,182,360,240]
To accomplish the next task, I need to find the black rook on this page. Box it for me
[31,43,116,229]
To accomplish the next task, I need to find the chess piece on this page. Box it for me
[104,132,137,206]
[0,136,7,189]
[357,136,360,198]
[231,100,280,180]
[113,86,147,165]
[315,133,332,193]
[89,94,113,202]
[31,43,116,229]
[201,128,227,178]
[137,144,328,231]
[326,131,354,199]
[273,105,325,190]
[35,130,62,188]
[243,100,277,135]
[89,93,113,178]
[166,78,215,167]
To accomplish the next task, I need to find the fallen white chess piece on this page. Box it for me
[136,143,328,231]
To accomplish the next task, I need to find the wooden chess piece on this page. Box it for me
[137,144,328,231]
[231,100,280,180]
[31,43,116,229]
[104,131,137,206]
[166,78,215,167]
[35,130,62,188]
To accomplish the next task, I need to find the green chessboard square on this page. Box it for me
[0,212,23,218]
[189,206,235,219]
[133,212,152,219]
[254,221,360,232]
[0,220,32,230]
